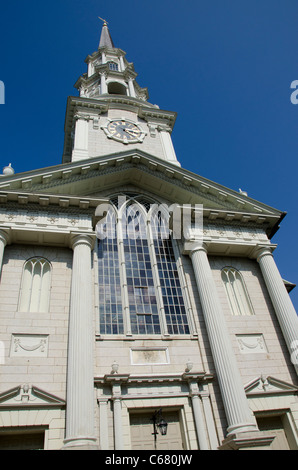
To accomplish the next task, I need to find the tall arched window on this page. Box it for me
[19,257,52,313]
[221,267,254,316]
[96,196,193,335]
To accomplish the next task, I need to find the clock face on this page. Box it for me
[104,119,144,143]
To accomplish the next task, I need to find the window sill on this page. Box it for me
[95,333,198,341]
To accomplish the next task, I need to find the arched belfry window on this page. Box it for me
[19,257,52,313]
[221,267,254,316]
[96,196,194,336]
[107,81,127,95]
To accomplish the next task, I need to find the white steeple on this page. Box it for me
[75,20,148,101]
[62,21,180,167]
[98,18,115,48]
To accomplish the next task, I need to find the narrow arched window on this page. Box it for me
[19,257,51,312]
[221,267,254,316]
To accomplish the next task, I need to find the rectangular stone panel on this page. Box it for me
[130,347,169,365]
[10,334,49,357]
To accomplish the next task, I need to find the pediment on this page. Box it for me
[245,376,298,396]
[0,384,65,408]
[0,150,283,234]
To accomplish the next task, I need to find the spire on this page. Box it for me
[98,18,115,49]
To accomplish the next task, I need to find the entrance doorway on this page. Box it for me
[256,414,297,450]
[130,409,184,450]
[0,428,45,450]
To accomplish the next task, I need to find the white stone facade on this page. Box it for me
[0,208,297,450]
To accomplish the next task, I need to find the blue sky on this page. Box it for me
[0,0,297,310]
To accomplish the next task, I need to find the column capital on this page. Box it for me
[69,232,96,250]
[251,244,276,262]
[188,380,200,398]
[0,228,11,246]
[183,240,208,257]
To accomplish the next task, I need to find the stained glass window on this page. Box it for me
[97,197,191,335]
[151,212,190,335]
[97,209,123,334]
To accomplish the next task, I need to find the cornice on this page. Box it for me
[95,371,213,386]
[67,94,160,113]
[0,150,283,234]
[0,191,108,211]
[97,46,126,56]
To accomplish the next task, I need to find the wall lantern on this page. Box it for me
[158,418,168,436]
[151,409,168,448]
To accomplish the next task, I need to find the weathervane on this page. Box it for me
[98,16,108,26]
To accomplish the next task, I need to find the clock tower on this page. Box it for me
[62,21,180,166]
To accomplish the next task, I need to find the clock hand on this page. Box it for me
[123,128,139,136]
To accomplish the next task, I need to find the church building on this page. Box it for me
[0,21,297,451]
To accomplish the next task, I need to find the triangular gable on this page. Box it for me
[0,149,283,215]
[245,376,298,396]
[0,384,65,408]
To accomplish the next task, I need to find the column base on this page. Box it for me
[219,431,276,450]
[227,421,258,435]
[62,437,99,450]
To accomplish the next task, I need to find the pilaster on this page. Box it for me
[158,124,180,166]
[188,379,209,450]
[103,373,129,450]
[72,113,90,162]
[98,398,110,450]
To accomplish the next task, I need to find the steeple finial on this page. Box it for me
[98,16,108,26]
[98,17,115,49]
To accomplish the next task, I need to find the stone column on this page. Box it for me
[63,233,98,450]
[100,72,108,94]
[256,246,298,375]
[188,380,209,450]
[119,56,125,72]
[128,78,136,98]
[185,242,258,436]
[0,229,10,276]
